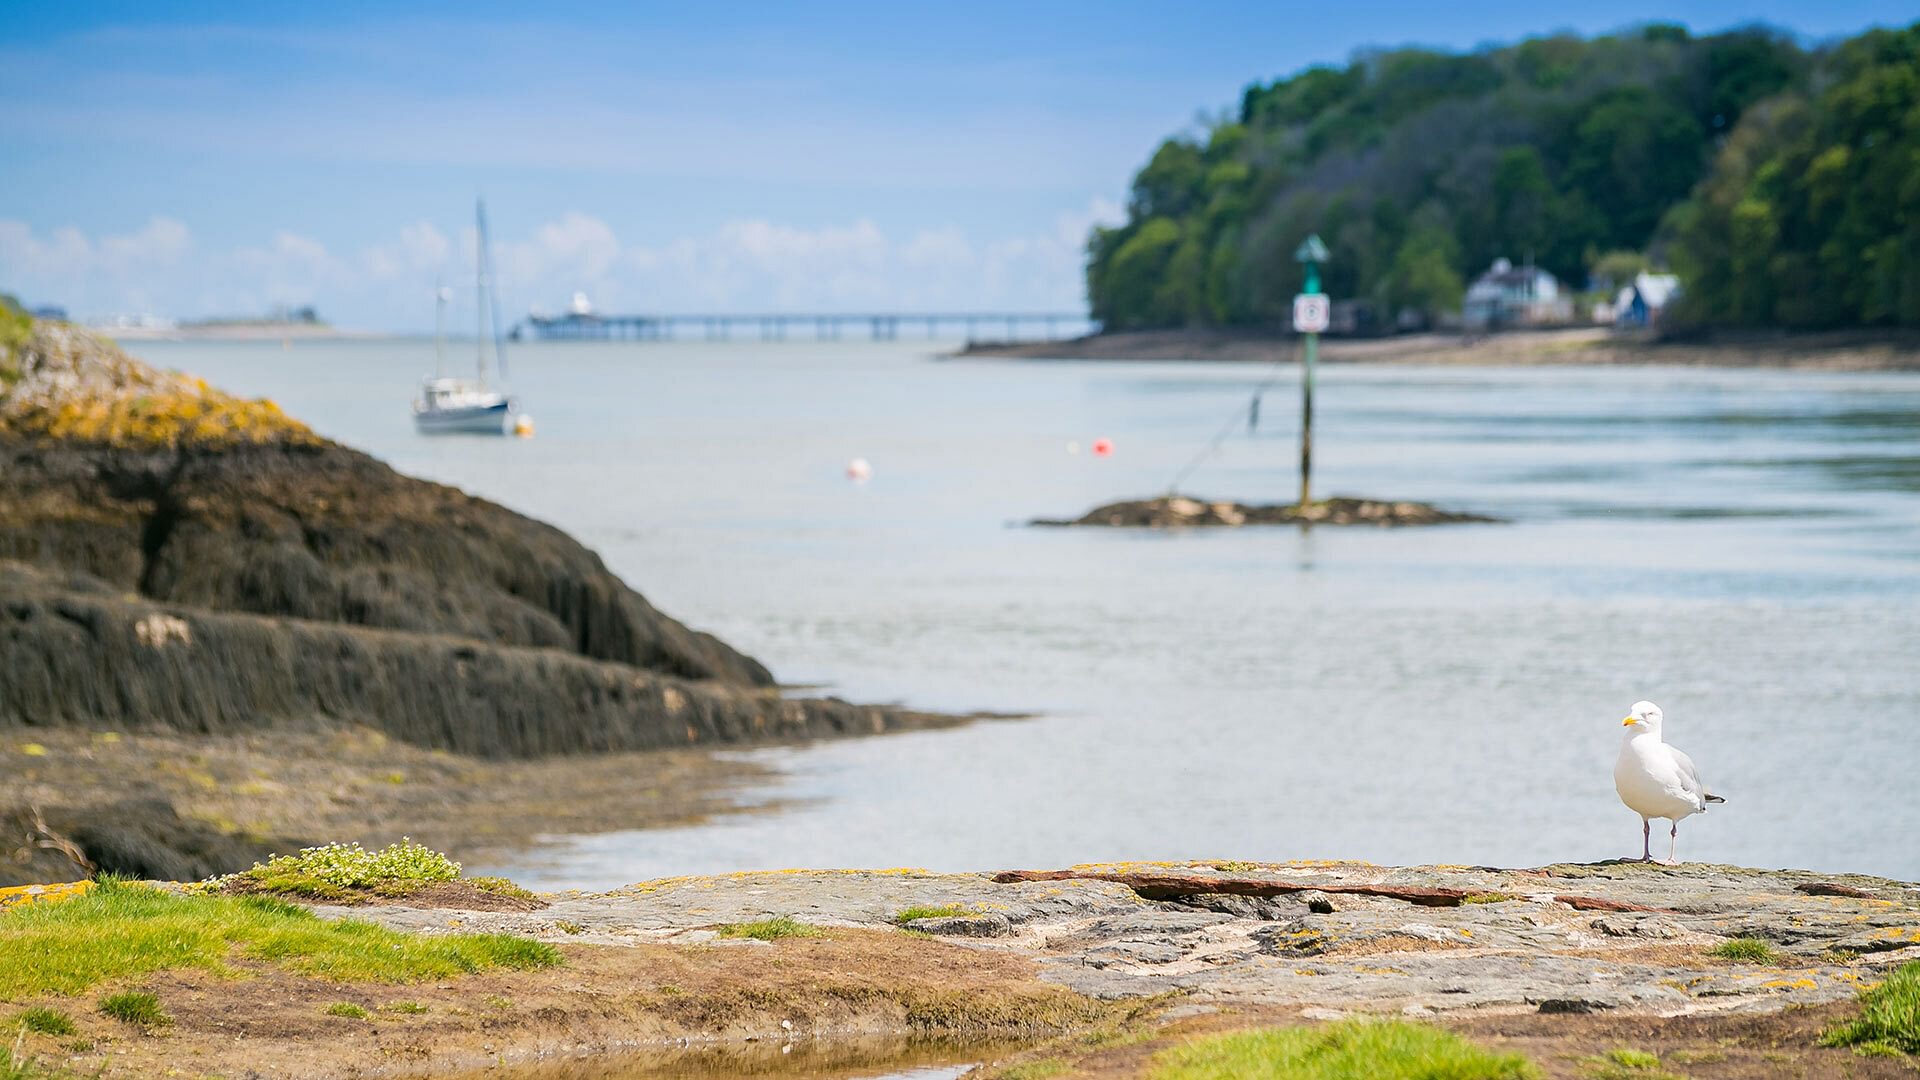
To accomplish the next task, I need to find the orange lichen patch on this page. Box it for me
[0,880,94,911]
[0,323,318,449]
[1760,977,1820,991]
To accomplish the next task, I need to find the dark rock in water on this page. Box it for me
[0,324,959,760]
[0,430,766,688]
[1032,494,1500,528]
[0,561,961,757]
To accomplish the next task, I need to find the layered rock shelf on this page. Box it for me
[348,860,1919,1016]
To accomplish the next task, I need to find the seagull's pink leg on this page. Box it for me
[1668,822,1679,864]
[1640,819,1652,862]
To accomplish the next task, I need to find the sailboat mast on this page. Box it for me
[434,279,447,378]
[475,203,488,386]
[478,199,510,384]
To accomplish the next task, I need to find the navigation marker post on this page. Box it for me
[1292,234,1331,508]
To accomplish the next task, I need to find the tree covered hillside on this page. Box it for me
[1087,21,1919,331]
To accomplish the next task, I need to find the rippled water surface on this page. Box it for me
[139,338,1920,884]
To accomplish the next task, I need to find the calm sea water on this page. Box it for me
[135,337,1920,885]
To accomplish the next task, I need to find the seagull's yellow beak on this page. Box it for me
[1621,716,1637,726]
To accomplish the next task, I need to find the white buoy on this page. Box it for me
[1066,440,1081,455]
[846,457,872,482]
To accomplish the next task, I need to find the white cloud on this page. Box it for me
[0,199,1118,327]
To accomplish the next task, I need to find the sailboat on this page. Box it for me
[413,200,518,434]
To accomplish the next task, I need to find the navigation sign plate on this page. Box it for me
[1293,293,1330,333]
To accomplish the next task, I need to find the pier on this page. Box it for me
[514,311,1094,343]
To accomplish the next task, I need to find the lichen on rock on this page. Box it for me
[0,323,317,448]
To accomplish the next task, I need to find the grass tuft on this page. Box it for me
[466,876,536,901]
[1821,960,1920,1056]
[214,839,460,900]
[323,1001,370,1019]
[1709,938,1777,964]
[11,1007,74,1037]
[0,878,558,999]
[97,991,168,1028]
[1577,1046,1684,1079]
[1150,1019,1538,1080]
[894,904,972,924]
[383,1001,428,1015]
[716,916,823,941]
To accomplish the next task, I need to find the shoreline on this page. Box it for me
[5,859,1914,1078]
[958,326,1920,371]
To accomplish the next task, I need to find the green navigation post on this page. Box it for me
[1293,234,1330,508]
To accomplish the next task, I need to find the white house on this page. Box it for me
[1614,272,1681,328]
[1463,258,1572,328]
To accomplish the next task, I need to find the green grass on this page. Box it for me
[1821,960,1920,1056]
[1709,938,1777,964]
[1577,1047,1684,1080]
[11,1007,74,1036]
[215,839,461,900]
[384,1001,428,1015]
[1150,1019,1539,1080]
[98,990,168,1028]
[715,916,823,941]
[894,904,972,925]
[1462,893,1515,904]
[0,878,559,999]
[323,1001,369,1019]
[0,295,31,385]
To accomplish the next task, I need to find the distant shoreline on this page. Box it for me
[101,322,356,342]
[958,326,1920,371]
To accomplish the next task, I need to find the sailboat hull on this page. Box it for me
[413,399,511,434]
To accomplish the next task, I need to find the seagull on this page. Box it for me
[1614,700,1725,863]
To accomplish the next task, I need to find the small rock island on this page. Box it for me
[1034,495,1502,528]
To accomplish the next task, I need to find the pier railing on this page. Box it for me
[513,312,1095,343]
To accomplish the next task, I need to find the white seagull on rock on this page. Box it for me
[1614,700,1725,863]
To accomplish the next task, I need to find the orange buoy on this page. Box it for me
[1092,438,1114,457]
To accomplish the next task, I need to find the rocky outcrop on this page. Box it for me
[339,860,1920,1017]
[0,561,960,757]
[1033,495,1499,528]
[0,324,953,760]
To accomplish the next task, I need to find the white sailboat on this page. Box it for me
[414,200,517,434]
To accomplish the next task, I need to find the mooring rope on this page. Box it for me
[1164,341,1300,495]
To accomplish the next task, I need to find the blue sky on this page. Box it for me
[1,2,1902,329]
